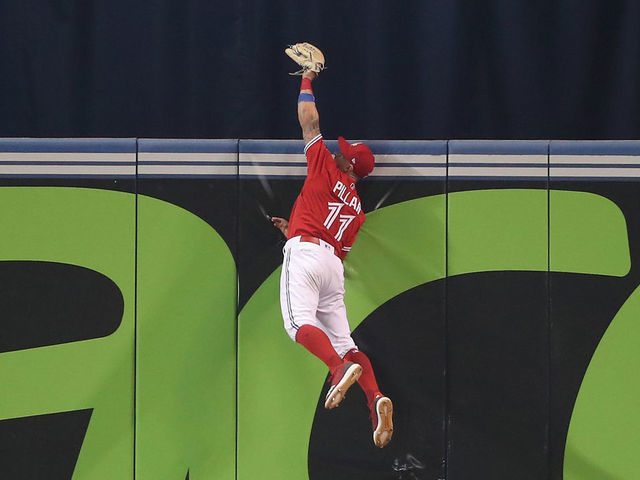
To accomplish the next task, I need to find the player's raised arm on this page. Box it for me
[284,42,326,145]
[297,71,321,144]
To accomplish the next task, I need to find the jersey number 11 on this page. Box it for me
[324,202,355,241]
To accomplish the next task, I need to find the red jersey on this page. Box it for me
[287,134,366,261]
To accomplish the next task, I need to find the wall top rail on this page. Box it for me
[1,139,640,180]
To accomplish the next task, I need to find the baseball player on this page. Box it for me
[275,43,393,448]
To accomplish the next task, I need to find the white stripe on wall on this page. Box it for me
[369,166,446,176]
[138,152,237,163]
[551,155,640,165]
[0,165,135,175]
[550,167,640,177]
[449,166,548,177]
[449,154,547,164]
[138,165,238,175]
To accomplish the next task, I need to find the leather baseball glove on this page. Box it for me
[285,42,325,75]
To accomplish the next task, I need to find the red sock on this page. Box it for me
[295,325,343,372]
[344,349,382,407]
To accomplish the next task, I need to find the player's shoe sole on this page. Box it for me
[373,396,393,448]
[324,362,362,409]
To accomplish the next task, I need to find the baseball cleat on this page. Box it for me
[324,362,362,409]
[372,395,393,448]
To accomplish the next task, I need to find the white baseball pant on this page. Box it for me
[280,235,357,357]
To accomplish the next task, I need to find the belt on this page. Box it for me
[299,235,339,258]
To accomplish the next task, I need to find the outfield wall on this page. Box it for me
[1,139,639,480]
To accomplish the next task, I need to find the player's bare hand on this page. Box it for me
[271,216,289,237]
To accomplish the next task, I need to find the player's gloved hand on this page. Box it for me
[285,42,325,75]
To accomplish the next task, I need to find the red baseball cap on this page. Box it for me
[338,136,375,178]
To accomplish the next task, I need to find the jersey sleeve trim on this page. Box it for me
[304,134,323,154]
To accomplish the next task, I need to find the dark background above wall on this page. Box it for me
[1,0,639,140]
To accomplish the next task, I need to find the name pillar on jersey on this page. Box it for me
[332,180,362,214]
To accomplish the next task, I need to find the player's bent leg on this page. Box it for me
[343,348,382,406]
[295,324,343,371]
[316,306,365,409]
[294,325,362,409]
[343,347,394,447]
